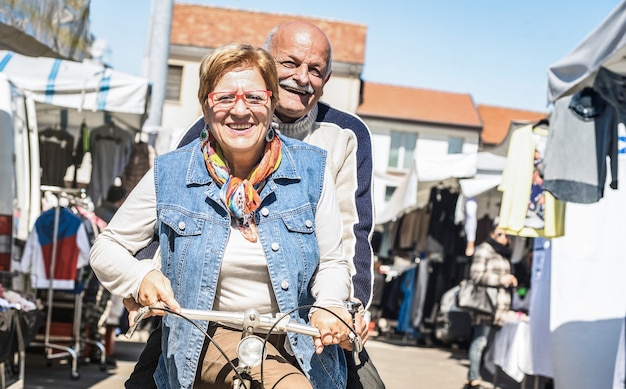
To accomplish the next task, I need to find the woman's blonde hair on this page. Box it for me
[197,44,279,110]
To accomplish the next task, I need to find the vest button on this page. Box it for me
[281,280,289,290]
[271,242,280,251]
[261,207,269,216]
[178,221,186,230]
[305,219,313,228]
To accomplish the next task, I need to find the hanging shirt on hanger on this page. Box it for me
[39,127,75,187]
[498,124,566,238]
[543,87,619,203]
[65,120,92,188]
[426,185,462,255]
[18,207,90,290]
[88,122,133,207]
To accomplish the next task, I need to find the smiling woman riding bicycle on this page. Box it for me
[89,43,352,389]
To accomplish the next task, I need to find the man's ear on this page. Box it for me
[323,71,332,86]
[320,71,332,95]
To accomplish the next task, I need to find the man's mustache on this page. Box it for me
[279,79,314,95]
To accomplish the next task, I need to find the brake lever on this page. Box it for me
[345,301,363,365]
[125,305,151,338]
[349,332,363,364]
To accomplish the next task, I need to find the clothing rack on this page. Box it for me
[28,187,106,380]
[0,308,25,389]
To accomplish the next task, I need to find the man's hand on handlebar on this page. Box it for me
[310,306,353,355]
[126,270,181,327]
[353,313,370,345]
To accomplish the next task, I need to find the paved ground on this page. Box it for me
[13,331,545,389]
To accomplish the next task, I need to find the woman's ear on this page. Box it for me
[202,109,211,126]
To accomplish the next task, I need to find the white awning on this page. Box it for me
[0,50,151,128]
[376,152,477,224]
[459,174,502,198]
[458,152,507,198]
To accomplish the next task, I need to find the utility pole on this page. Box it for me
[141,0,173,135]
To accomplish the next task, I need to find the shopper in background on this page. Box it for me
[94,181,126,224]
[464,222,517,389]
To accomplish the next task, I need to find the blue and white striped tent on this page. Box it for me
[0,50,151,128]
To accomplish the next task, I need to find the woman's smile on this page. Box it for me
[227,122,255,132]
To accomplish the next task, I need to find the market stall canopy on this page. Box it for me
[376,152,477,224]
[0,0,93,62]
[0,50,151,129]
[547,0,626,103]
[458,152,507,198]
[459,174,501,199]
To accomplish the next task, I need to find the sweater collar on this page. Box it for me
[273,104,319,138]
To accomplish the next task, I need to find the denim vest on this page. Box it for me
[152,136,347,389]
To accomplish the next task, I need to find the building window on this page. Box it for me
[388,131,417,170]
[448,136,464,154]
[385,185,397,201]
[166,64,183,101]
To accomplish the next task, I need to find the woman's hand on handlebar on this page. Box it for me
[310,306,353,354]
[123,297,143,327]
[128,269,181,325]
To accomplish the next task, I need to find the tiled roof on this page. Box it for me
[477,105,547,145]
[357,82,482,128]
[171,3,366,64]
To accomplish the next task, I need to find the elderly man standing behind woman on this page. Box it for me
[262,21,383,389]
[90,43,353,389]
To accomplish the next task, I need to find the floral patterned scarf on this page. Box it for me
[201,132,282,242]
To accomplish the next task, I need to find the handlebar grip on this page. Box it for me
[277,321,320,337]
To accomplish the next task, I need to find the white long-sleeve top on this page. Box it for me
[90,163,350,312]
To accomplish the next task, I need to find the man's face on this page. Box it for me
[269,28,331,123]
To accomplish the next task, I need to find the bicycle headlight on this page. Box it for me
[237,335,267,368]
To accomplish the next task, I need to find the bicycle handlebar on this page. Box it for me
[127,305,363,365]
[180,308,321,337]
[128,306,320,338]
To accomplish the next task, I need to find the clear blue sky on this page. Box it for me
[89,0,622,112]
